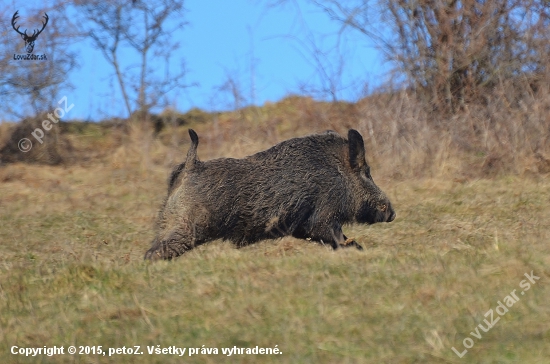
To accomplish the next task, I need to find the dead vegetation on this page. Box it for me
[4,87,549,180]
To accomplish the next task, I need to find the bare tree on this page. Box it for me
[74,0,188,119]
[266,0,365,103]
[290,33,348,102]
[274,0,550,113]
[217,69,246,111]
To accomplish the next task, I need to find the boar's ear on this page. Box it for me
[348,129,366,170]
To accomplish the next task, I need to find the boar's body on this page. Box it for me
[145,129,395,260]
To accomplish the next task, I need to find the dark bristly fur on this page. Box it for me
[145,129,395,260]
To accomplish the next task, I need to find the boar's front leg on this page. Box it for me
[341,234,363,251]
[309,223,363,251]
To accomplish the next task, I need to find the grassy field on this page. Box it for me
[1,151,549,363]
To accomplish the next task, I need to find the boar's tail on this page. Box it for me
[185,129,199,170]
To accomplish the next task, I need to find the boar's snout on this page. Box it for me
[373,200,395,223]
[384,201,396,222]
[357,198,396,224]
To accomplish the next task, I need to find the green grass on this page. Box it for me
[0,162,549,363]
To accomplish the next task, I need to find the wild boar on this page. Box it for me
[145,129,395,260]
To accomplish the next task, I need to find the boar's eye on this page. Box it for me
[360,166,372,182]
[379,204,387,212]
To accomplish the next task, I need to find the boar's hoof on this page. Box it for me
[342,237,364,251]
[144,248,163,261]
[144,244,178,261]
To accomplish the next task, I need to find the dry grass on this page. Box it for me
[0,97,549,363]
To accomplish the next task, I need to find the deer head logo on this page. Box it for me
[11,10,49,54]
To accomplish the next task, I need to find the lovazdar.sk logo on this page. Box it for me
[11,10,48,60]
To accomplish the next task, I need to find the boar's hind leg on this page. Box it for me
[144,232,202,261]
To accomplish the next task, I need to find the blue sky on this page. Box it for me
[11,0,386,121]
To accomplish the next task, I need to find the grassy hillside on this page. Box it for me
[0,97,549,363]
